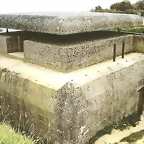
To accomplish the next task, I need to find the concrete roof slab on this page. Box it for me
[0,12,143,35]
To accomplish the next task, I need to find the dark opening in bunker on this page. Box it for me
[1,29,127,44]
[138,87,144,116]
[19,30,127,44]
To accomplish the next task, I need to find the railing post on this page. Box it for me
[113,44,116,61]
[113,44,116,62]
[117,27,120,32]
[122,42,125,59]
[18,36,20,52]
[6,28,8,33]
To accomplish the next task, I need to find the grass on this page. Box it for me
[112,25,144,33]
[121,25,144,33]
[120,129,144,143]
[0,122,34,144]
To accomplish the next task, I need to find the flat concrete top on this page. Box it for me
[0,53,144,90]
[0,12,143,35]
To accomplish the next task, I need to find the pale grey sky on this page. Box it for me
[0,0,138,13]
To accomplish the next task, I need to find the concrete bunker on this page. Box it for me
[0,12,144,144]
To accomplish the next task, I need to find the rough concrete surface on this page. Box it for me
[0,12,143,34]
[0,35,9,53]
[133,35,144,53]
[1,33,144,73]
[24,34,133,72]
[0,15,144,143]
[0,52,144,143]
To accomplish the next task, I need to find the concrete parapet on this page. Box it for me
[24,34,133,72]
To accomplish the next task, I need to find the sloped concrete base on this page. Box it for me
[0,53,144,143]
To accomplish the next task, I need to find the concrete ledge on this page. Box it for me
[0,12,142,35]
[24,35,133,72]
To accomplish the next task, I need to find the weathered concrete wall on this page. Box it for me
[0,53,144,144]
[6,36,20,53]
[0,35,20,53]
[24,35,133,72]
[133,35,144,53]
[79,65,143,143]
[0,35,10,53]
[0,68,58,142]
[54,54,144,144]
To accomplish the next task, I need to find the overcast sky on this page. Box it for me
[0,0,138,13]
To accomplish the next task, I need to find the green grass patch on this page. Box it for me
[122,25,144,33]
[120,129,144,143]
[0,122,34,144]
[112,25,144,33]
